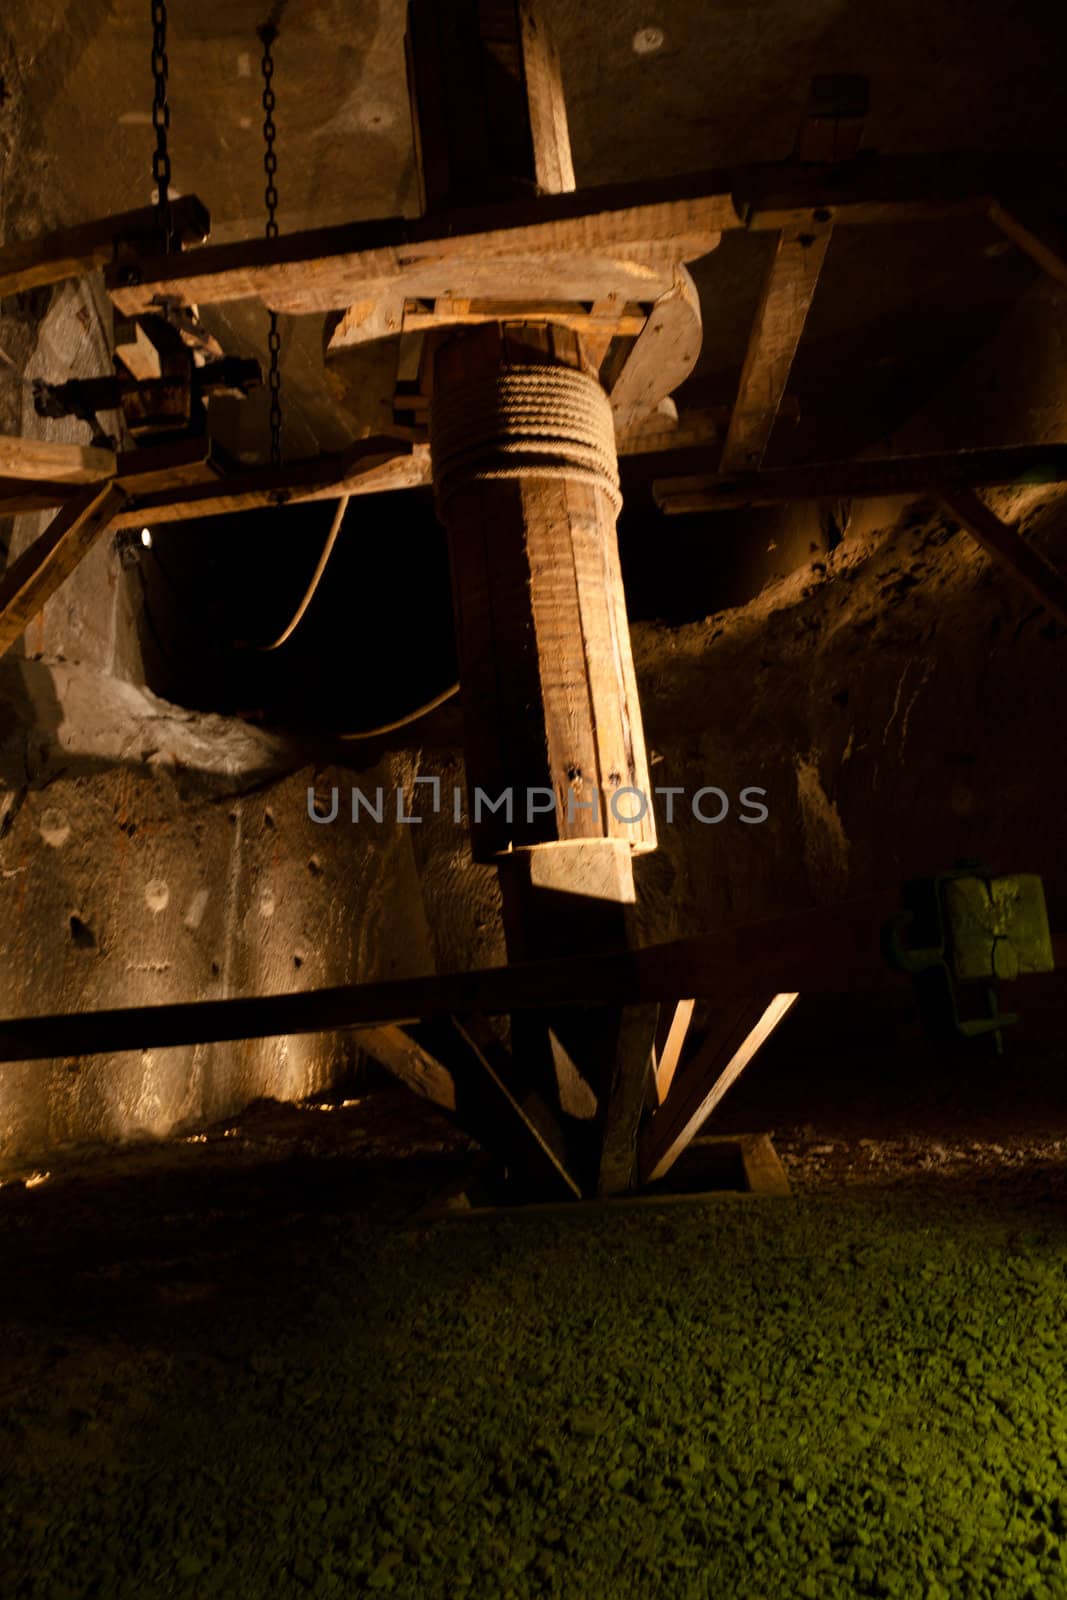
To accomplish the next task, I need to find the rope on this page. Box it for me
[430,365,622,518]
[258,495,349,652]
[336,680,460,740]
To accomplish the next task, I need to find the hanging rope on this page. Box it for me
[429,365,622,519]
[258,22,283,466]
[257,495,350,651]
[335,680,460,740]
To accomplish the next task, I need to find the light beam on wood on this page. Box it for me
[940,487,1067,626]
[0,481,128,660]
[640,992,799,1184]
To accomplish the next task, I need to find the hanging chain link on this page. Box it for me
[150,0,173,251]
[258,23,282,466]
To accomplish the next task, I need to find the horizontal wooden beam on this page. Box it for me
[940,486,1067,626]
[104,153,1067,320]
[0,891,913,1064]
[0,434,117,485]
[0,481,128,660]
[0,196,211,299]
[0,439,430,524]
[653,443,1067,514]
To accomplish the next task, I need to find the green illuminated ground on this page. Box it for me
[2,1175,1067,1598]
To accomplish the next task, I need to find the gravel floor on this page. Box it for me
[2,1089,1067,1599]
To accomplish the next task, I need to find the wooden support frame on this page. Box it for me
[0,481,128,660]
[639,992,800,1184]
[650,998,696,1107]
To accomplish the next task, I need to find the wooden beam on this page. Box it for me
[102,152,1066,322]
[596,1003,660,1196]
[420,1017,582,1200]
[737,1132,791,1196]
[639,992,799,1184]
[719,217,832,473]
[358,1024,457,1110]
[940,487,1067,626]
[650,997,696,1107]
[108,172,730,319]
[0,892,909,1064]
[0,196,210,299]
[988,197,1067,288]
[653,443,1067,514]
[0,481,128,660]
[0,435,117,486]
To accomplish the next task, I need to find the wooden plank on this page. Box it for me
[639,992,799,1184]
[0,435,116,486]
[358,1024,457,1110]
[596,1003,660,1195]
[719,217,833,473]
[0,893,907,1064]
[107,174,729,318]
[988,198,1067,288]
[608,266,703,429]
[0,196,210,299]
[651,997,696,1107]
[653,443,1067,514]
[111,444,431,529]
[940,487,1067,626]
[0,481,128,660]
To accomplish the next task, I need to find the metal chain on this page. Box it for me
[258,23,282,466]
[150,0,173,251]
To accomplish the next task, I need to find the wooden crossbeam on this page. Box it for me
[719,218,832,473]
[0,435,117,485]
[653,443,1067,514]
[0,438,429,523]
[940,487,1067,626]
[0,892,907,1064]
[357,1024,457,1110]
[0,481,128,660]
[104,154,1067,321]
[0,196,210,299]
[639,992,799,1184]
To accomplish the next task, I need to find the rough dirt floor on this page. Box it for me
[2,1075,1067,1600]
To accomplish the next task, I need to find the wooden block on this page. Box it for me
[738,1132,791,1196]
[608,265,703,430]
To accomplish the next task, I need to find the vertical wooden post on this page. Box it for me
[407,0,659,1192]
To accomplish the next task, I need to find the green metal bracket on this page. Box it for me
[883,864,1054,1054]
